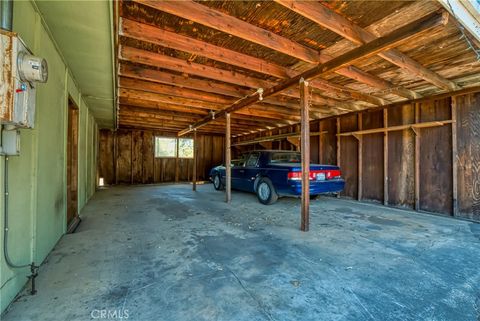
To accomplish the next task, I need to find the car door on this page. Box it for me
[242,152,261,192]
[231,154,246,190]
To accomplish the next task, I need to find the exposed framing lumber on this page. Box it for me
[136,0,320,63]
[135,0,420,100]
[383,108,389,206]
[336,117,341,199]
[451,96,458,216]
[120,46,360,111]
[357,113,363,201]
[337,120,454,136]
[225,113,231,203]
[193,129,197,191]
[414,103,421,211]
[300,79,310,232]
[177,11,448,136]
[232,131,327,147]
[120,17,386,106]
[275,0,458,91]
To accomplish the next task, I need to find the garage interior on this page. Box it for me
[1,0,480,320]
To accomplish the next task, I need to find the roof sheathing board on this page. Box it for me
[116,0,480,135]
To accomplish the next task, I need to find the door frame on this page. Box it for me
[66,97,80,233]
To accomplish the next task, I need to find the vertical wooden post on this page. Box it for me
[114,131,118,185]
[300,78,310,232]
[130,131,134,185]
[451,97,458,216]
[175,137,179,182]
[336,117,341,198]
[383,108,389,205]
[357,113,363,201]
[193,129,197,191]
[226,113,232,203]
[318,121,323,164]
[414,103,421,211]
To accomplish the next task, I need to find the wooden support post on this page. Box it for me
[225,113,232,203]
[319,121,323,164]
[357,113,363,201]
[192,129,197,191]
[300,79,310,232]
[451,97,458,216]
[336,117,341,198]
[114,131,118,185]
[175,138,179,182]
[383,108,389,205]
[414,103,421,211]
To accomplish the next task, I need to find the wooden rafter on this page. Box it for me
[275,0,458,91]
[119,46,360,111]
[120,17,385,106]
[133,0,420,100]
[177,11,448,136]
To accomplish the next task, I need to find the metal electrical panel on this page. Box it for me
[0,29,48,129]
[1,129,20,156]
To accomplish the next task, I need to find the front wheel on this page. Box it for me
[213,174,224,190]
[256,178,278,205]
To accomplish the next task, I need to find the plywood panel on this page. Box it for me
[362,110,383,202]
[456,92,480,221]
[419,98,452,215]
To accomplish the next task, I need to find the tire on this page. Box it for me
[256,178,278,205]
[213,173,224,190]
[310,194,318,200]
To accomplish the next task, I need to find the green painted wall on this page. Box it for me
[0,1,98,313]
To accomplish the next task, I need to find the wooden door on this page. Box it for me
[67,98,80,232]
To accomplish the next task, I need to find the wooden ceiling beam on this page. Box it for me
[119,63,357,111]
[118,95,302,122]
[119,105,289,127]
[131,0,419,100]
[120,46,359,110]
[275,0,459,91]
[119,99,293,125]
[120,17,385,106]
[134,0,320,63]
[177,10,448,135]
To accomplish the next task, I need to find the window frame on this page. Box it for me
[153,136,195,159]
[177,138,194,159]
[154,136,177,159]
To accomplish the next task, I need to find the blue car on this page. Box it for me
[209,150,345,205]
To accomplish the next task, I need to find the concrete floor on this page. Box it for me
[3,184,480,321]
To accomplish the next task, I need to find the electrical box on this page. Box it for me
[1,129,20,156]
[0,29,48,129]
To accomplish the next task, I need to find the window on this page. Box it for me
[155,137,177,158]
[178,138,194,158]
[270,152,301,164]
[154,137,194,158]
[245,153,260,167]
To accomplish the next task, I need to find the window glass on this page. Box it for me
[270,152,301,164]
[154,137,177,158]
[245,153,260,167]
[178,138,194,158]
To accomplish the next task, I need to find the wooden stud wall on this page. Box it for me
[234,91,480,221]
[98,129,224,185]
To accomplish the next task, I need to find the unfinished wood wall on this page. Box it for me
[234,91,480,221]
[98,129,225,185]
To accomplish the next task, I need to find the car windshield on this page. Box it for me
[269,152,301,164]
